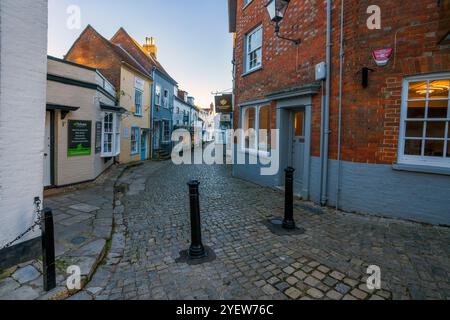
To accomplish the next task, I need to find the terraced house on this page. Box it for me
[109,30,178,160]
[228,0,450,225]
[65,25,153,164]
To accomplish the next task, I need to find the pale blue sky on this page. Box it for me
[48,0,233,108]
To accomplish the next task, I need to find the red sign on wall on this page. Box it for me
[372,48,393,66]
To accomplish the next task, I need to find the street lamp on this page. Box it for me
[265,0,301,45]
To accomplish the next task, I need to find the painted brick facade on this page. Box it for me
[0,0,48,247]
[232,0,450,164]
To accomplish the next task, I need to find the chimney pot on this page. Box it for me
[143,37,157,58]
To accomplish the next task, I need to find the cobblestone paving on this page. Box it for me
[74,161,450,300]
[0,166,123,300]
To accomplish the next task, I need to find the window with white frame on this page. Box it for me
[399,74,450,167]
[134,89,143,116]
[163,89,169,108]
[162,120,171,142]
[155,84,161,106]
[130,127,140,155]
[245,25,262,73]
[101,112,120,157]
[244,0,253,7]
[242,105,272,152]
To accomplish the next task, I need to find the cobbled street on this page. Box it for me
[74,161,450,301]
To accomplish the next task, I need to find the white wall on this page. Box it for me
[0,0,48,247]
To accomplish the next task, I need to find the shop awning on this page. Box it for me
[100,103,127,114]
[46,103,80,119]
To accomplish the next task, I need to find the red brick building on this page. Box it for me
[228,0,450,225]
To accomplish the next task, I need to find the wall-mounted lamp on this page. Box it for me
[266,0,301,46]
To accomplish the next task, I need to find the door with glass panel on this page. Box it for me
[291,110,305,196]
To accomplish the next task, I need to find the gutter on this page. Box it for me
[320,0,332,206]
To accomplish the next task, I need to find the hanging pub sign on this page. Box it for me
[215,94,233,114]
[372,48,393,67]
[68,120,92,157]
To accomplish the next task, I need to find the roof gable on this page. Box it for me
[111,28,177,85]
[66,25,152,80]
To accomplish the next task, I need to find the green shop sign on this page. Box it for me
[68,120,92,157]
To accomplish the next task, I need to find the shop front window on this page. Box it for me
[242,105,272,153]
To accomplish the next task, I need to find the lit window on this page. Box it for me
[245,25,262,73]
[101,112,120,157]
[399,74,450,167]
[131,127,140,155]
[135,89,143,116]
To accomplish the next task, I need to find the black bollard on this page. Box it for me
[283,167,296,230]
[187,180,207,259]
[41,208,56,291]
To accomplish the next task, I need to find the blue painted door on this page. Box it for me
[140,131,147,161]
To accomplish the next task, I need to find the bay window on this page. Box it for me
[399,73,450,167]
[101,112,120,157]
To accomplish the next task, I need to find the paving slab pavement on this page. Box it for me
[0,164,127,300]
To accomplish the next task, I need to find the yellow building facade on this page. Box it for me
[118,65,152,164]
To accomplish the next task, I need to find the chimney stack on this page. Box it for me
[143,37,157,58]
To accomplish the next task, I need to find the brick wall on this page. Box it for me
[233,0,450,164]
[0,0,48,247]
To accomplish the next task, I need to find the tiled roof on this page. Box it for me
[66,25,152,80]
[110,43,152,79]
[111,28,177,85]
